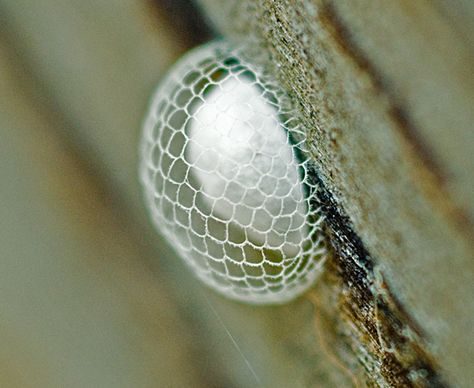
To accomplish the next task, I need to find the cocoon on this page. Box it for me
[140,40,326,304]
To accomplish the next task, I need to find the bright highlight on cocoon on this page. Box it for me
[188,77,307,257]
[140,40,326,304]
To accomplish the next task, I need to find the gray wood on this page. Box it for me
[2,0,473,386]
[197,0,474,386]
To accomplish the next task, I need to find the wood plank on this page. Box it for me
[197,0,474,386]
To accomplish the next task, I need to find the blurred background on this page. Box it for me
[2,2,345,387]
[0,1,278,387]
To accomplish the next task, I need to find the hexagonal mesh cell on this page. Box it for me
[140,40,326,304]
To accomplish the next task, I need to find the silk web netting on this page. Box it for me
[140,41,326,304]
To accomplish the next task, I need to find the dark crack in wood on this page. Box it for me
[308,166,448,387]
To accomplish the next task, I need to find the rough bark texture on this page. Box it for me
[197,0,474,386]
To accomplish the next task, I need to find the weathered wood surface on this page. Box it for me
[1,0,473,387]
[197,0,474,386]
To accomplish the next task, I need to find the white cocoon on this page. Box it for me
[187,76,308,256]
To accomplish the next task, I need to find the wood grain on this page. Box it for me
[2,0,472,385]
[197,0,474,386]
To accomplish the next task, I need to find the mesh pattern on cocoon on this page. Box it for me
[140,41,326,304]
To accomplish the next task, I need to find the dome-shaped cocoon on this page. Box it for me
[140,40,326,304]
